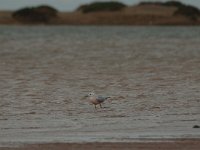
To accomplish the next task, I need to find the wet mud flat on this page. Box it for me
[0,26,200,147]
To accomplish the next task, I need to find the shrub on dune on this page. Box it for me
[12,5,58,23]
[77,1,127,13]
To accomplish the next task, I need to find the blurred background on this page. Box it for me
[0,0,200,25]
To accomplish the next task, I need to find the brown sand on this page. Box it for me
[1,139,200,150]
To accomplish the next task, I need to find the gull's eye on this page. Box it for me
[89,93,93,96]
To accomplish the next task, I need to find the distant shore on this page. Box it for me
[0,11,200,26]
[0,1,200,26]
[1,139,200,150]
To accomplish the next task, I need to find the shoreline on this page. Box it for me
[1,139,200,150]
[1,24,200,27]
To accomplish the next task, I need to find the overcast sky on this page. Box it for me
[0,0,199,11]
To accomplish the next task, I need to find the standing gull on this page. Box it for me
[84,92,110,109]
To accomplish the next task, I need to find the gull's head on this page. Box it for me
[87,92,95,97]
[84,92,95,98]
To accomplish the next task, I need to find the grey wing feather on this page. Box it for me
[96,96,110,102]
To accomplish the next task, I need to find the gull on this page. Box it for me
[84,92,110,109]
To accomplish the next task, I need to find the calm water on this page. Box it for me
[0,26,200,146]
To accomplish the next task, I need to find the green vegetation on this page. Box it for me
[138,1,164,6]
[163,1,184,7]
[174,5,200,20]
[139,1,200,20]
[138,1,184,7]
[12,5,58,23]
[77,1,126,13]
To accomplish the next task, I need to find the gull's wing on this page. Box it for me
[96,96,110,103]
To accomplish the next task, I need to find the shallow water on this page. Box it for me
[0,26,200,146]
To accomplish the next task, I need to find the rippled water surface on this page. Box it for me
[0,26,200,146]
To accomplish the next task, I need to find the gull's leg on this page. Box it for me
[94,105,97,109]
[100,103,102,108]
